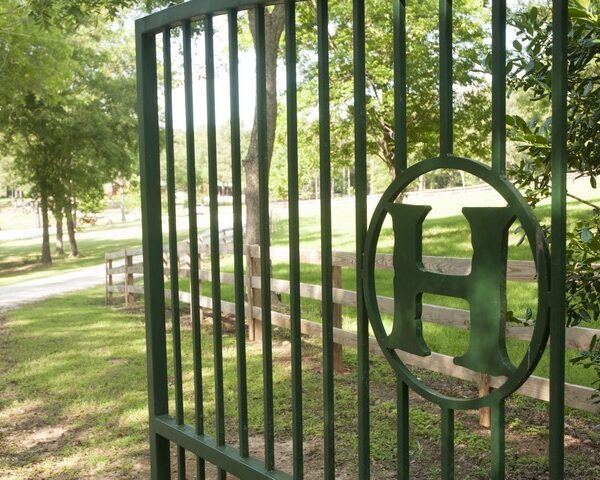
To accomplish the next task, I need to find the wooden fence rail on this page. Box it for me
[105,241,600,417]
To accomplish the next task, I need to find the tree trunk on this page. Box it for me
[120,177,126,223]
[55,209,64,255]
[65,207,79,257]
[39,184,52,265]
[243,5,285,246]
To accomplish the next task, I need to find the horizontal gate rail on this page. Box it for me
[137,0,280,34]
[153,416,290,480]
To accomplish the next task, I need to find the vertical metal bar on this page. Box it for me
[353,0,370,477]
[163,26,186,480]
[285,1,304,478]
[136,27,170,480]
[392,5,411,475]
[550,1,567,478]
[182,19,206,480]
[317,0,335,477]
[393,0,407,174]
[491,401,505,479]
[204,14,226,480]
[396,381,409,479]
[491,0,507,175]
[228,9,250,460]
[439,0,453,158]
[441,408,454,479]
[255,5,276,471]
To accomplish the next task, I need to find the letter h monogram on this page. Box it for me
[385,203,516,377]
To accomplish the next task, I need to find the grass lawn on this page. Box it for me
[182,193,600,390]
[0,223,144,287]
[1,289,599,479]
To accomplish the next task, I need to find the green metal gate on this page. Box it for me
[136,1,568,478]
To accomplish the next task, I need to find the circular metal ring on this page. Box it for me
[363,156,550,410]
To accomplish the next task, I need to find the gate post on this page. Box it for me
[125,251,135,306]
[332,264,343,372]
[105,256,113,305]
[479,373,491,428]
[198,244,203,323]
[136,25,170,479]
[246,245,262,343]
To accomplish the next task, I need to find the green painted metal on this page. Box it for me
[136,1,568,478]
[393,0,407,174]
[137,0,279,34]
[317,0,335,477]
[550,1,568,477]
[364,156,551,411]
[491,401,506,479]
[136,28,171,480]
[396,381,409,479]
[255,5,276,472]
[204,14,227,480]
[182,18,206,480]
[441,408,454,479]
[353,1,370,478]
[154,416,291,479]
[491,0,506,175]
[385,201,517,376]
[162,27,186,480]
[227,9,250,460]
[285,1,304,478]
[439,0,453,157]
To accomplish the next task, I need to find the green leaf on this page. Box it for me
[581,229,594,243]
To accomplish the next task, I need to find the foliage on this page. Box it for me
[566,212,600,328]
[23,0,182,27]
[294,0,492,187]
[507,0,600,205]
[0,4,139,260]
[508,0,600,397]
[571,335,600,404]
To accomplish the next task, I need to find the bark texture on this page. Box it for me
[55,210,64,255]
[243,6,285,246]
[65,207,79,257]
[39,180,52,265]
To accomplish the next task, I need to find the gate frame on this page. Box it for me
[136,1,569,478]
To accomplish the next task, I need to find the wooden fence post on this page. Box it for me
[245,246,262,343]
[479,373,491,428]
[332,264,343,372]
[125,251,135,306]
[105,256,113,305]
[198,244,203,323]
[244,246,254,341]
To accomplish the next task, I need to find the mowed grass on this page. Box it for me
[1,289,599,479]
[2,190,599,390]
[0,223,144,286]
[183,194,600,389]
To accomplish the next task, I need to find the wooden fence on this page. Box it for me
[105,241,600,421]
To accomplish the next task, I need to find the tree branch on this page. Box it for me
[567,192,600,211]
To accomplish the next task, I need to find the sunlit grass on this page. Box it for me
[1,288,598,478]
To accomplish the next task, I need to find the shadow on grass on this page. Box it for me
[2,288,599,479]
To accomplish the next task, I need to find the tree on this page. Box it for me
[0,3,76,262]
[26,0,286,247]
[507,0,600,401]
[295,0,491,188]
[0,6,138,261]
[243,6,286,245]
